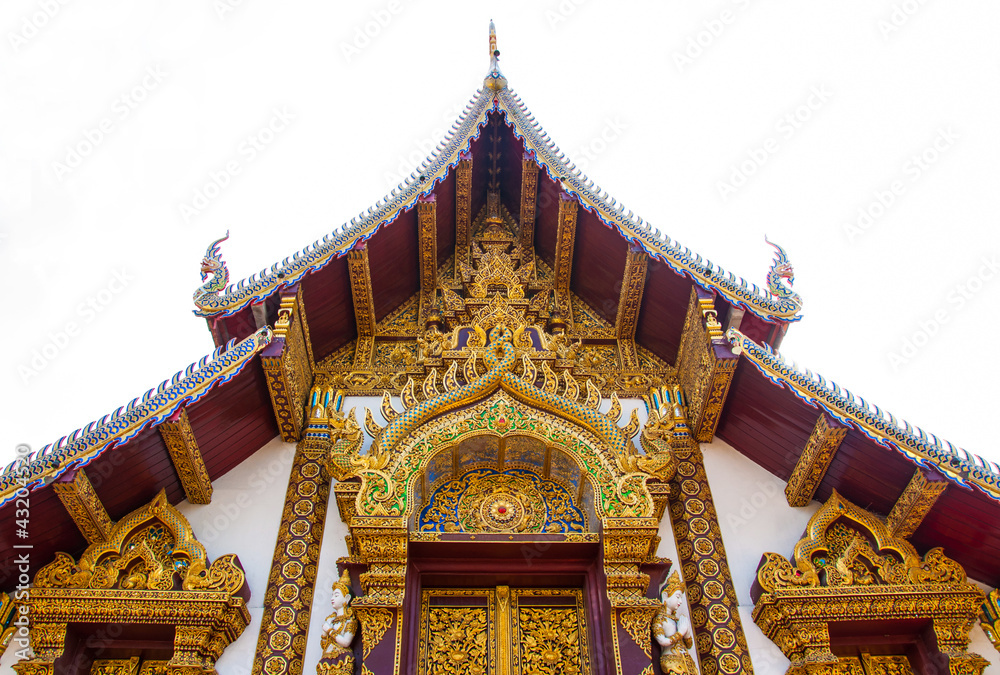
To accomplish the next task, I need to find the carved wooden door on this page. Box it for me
[418,587,590,675]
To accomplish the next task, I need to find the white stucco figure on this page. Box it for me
[653,570,698,675]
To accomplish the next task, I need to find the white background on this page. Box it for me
[2,0,998,470]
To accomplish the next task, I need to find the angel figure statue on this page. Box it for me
[653,570,698,675]
[317,569,357,675]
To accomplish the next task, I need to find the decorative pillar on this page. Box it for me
[659,391,754,675]
[251,442,331,675]
[349,519,407,675]
[603,518,668,675]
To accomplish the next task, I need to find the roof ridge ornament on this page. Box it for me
[764,236,802,310]
[484,20,507,91]
[194,231,230,309]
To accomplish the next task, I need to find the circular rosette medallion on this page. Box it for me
[457,474,544,532]
[480,492,526,530]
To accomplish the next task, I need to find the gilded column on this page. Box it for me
[251,444,331,675]
[666,403,754,675]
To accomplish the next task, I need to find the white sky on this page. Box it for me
[1,1,998,471]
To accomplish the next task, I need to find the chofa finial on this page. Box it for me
[484,20,507,91]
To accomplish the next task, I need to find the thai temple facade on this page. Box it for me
[3,24,1000,675]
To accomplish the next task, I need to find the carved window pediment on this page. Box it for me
[15,491,250,675]
[751,491,988,675]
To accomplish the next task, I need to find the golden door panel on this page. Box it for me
[420,588,496,675]
[512,588,590,675]
[418,587,590,675]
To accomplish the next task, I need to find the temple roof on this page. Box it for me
[3,25,999,591]
[191,32,802,326]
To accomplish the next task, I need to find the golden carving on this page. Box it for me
[519,156,539,254]
[676,289,737,443]
[861,653,914,675]
[263,286,315,442]
[518,607,582,674]
[418,197,439,324]
[252,444,331,675]
[349,248,377,367]
[553,194,577,320]
[454,155,473,275]
[35,490,244,593]
[427,606,488,674]
[52,468,114,543]
[784,413,849,507]
[418,587,589,675]
[657,392,754,675]
[886,469,949,538]
[315,198,675,400]
[17,492,249,675]
[90,657,140,675]
[753,491,987,675]
[357,606,392,659]
[158,409,213,504]
[620,606,656,658]
[615,247,648,369]
[981,588,1000,653]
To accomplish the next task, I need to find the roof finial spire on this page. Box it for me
[484,20,507,92]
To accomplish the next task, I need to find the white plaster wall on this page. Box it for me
[176,435,298,675]
[701,436,821,675]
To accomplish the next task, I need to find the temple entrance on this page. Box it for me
[417,586,591,675]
